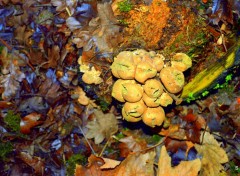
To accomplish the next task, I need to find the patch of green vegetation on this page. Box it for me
[97,98,110,112]
[151,134,162,143]
[0,141,13,160]
[0,45,4,54]
[4,110,21,133]
[66,154,87,176]
[118,0,133,13]
[118,19,129,26]
[114,132,125,140]
[229,161,240,176]
[201,90,209,97]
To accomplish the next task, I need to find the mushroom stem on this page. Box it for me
[162,86,182,105]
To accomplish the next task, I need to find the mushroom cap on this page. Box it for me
[123,99,147,117]
[152,54,165,72]
[160,67,185,94]
[158,92,173,107]
[122,107,142,122]
[112,79,136,102]
[111,51,136,79]
[142,93,161,107]
[142,107,165,127]
[122,83,143,102]
[135,61,157,83]
[143,79,163,98]
[171,53,192,72]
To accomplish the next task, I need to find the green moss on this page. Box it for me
[229,161,240,176]
[0,141,13,160]
[118,0,132,13]
[66,154,87,176]
[4,110,21,132]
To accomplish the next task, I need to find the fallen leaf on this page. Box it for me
[158,146,201,176]
[85,109,118,144]
[19,152,44,174]
[100,157,121,169]
[0,63,25,100]
[20,112,43,134]
[119,136,147,157]
[75,151,155,176]
[194,132,229,176]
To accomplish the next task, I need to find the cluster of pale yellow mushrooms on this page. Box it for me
[111,49,192,127]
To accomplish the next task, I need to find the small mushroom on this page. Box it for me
[160,67,185,94]
[142,93,161,107]
[171,53,192,72]
[158,92,173,107]
[122,107,142,122]
[143,79,163,98]
[111,51,136,79]
[122,83,143,102]
[152,54,165,72]
[142,107,165,127]
[123,99,147,117]
[135,61,157,83]
[112,79,136,102]
[82,67,103,85]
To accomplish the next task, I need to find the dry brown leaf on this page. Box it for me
[19,152,44,174]
[100,157,121,169]
[75,151,155,176]
[158,146,201,176]
[20,112,43,134]
[85,109,118,144]
[194,132,228,176]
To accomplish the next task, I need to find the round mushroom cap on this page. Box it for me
[158,92,173,107]
[171,53,192,72]
[122,107,142,122]
[135,61,157,83]
[123,99,147,117]
[142,93,161,107]
[142,107,165,127]
[160,67,185,94]
[143,79,163,98]
[122,82,143,102]
[112,79,136,102]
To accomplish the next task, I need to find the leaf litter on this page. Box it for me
[0,0,239,175]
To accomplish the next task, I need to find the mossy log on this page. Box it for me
[181,39,240,101]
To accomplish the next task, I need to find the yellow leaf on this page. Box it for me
[194,132,228,176]
[158,146,201,176]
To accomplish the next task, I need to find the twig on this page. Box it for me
[98,136,112,157]
[78,126,96,155]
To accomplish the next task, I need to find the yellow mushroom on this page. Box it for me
[123,99,147,117]
[135,61,157,83]
[158,92,173,107]
[122,82,143,102]
[143,79,163,98]
[152,54,165,72]
[171,53,192,72]
[142,107,165,127]
[122,107,142,122]
[112,79,136,102]
[160,67,185,94]
[111,51,136,79]
[142,93,161,107]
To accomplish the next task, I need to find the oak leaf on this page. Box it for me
[85,110,118,144]
[194,132,228,176]
[158,146,201,176]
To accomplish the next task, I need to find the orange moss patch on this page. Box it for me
[124,0,170,49]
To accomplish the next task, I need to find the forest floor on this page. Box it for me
[0,0,239,175]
